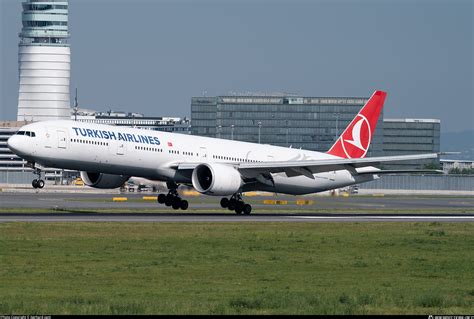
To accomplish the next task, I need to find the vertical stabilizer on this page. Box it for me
[327,90,387,158]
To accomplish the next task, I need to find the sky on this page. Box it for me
[0,0,472,132]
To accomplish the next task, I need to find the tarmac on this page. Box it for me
[0,187,472,223]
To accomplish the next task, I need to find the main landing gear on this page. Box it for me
[157,183,188,210]
[220,193,252,215]
[31,168,45,189]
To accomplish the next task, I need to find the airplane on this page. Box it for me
[8,90,439,214]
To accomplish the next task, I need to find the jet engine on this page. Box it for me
[191,163,243,196]
[80,171,130,189]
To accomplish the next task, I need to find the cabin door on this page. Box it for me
[199,147,208,160]
[117,142,125,155]
[57,130,67,149]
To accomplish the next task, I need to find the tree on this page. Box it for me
[448,167,474,175]
[423,163,441,170]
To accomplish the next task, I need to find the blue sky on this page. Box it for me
[1,0,472,132]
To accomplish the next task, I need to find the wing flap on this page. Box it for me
[356,169,444,175]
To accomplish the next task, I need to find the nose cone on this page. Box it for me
[7,135,25,156]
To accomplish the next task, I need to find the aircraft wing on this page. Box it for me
[236,153,439,178]
[174,153,439,179]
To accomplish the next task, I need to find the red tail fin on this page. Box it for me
[327,90,387,159]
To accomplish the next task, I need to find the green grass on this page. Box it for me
[0,222,473,314]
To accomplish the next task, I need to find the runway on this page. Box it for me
[1,192,473,210]
[1,192,473,223]
[1,212,473,223]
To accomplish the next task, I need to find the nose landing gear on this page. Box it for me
[157,182,188,210]
[32,179,45,189]
[221,193,252,215]
[31,168,45,189]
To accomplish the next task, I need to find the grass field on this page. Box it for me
[0,222,473,314]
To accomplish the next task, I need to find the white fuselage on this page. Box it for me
[8,120,375,195]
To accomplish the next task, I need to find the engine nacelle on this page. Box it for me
[191,163,243,196]
[80,171,130,189]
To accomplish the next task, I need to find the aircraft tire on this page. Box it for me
[220,198,229,208]
[243,204,252,215]
[235,201,244,213]
[38,180,45,188]
[228,198,236,211]
[180,200,189,210]
[171,196,181,209]
[157,194,166,204]
[165,195,173,206]
[32,179,38,188]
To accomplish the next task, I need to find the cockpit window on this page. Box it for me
[16,131,36,137]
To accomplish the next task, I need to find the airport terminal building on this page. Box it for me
[73,109,191,134]
[383,118,440,169]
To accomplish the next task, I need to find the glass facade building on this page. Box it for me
[383,119,440,169]
[191,95,384,157]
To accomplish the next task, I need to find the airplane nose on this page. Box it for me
[7,135,21,154]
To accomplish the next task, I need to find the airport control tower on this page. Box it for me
[17,0,71,121]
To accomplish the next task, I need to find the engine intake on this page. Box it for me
[80,171,129,189]
[191,163,243,196]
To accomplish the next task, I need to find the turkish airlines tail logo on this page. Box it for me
[327,90,386,159]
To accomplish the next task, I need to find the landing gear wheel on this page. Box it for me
[157,193,166,204]
[165,195,173,207]
[180,200,189,210]
[235,201,244,214]
[31,166,44,189]
[161,182,190,210]
[220,198,229,208]
[172,200,181,210]
[228,198,237,211]
[243,204,252,215]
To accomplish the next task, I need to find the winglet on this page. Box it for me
[327,90,387,159]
